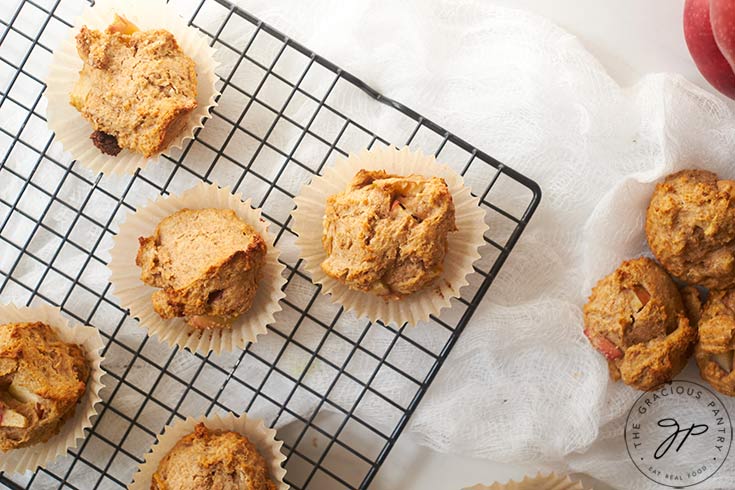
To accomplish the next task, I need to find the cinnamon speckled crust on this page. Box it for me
[680,285,704,327]
[646,169,735,289]
[0,322,89,451]
[321,170,456,299]
[583,257,696,391]
[70,19,198,158]
[136,208,267,329]
[151,423,277,490]
[695,289,735,396]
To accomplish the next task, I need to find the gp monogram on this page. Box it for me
[625,381,733,487]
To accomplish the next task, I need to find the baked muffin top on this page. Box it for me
[136,208,267,329]
[70,15,198,157]
[321,170,456,299]
[695,289,735,396]
[0,322,89,451]
[646,169,735,289]
[583,257,696,391]
[151,423,277,490]
[679,285,704,327]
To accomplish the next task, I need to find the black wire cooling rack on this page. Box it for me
[0,0,541,488]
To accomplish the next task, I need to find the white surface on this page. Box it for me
[491,0,697,91]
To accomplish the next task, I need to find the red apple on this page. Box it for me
[711,0,735,68]
[583,328,623,361]
[684,0,735,99]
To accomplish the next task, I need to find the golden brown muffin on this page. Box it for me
[695,289,735,396]
[151,423,277,490]
[136,208,267,329]
[70,15,198,158]
[0,322,90,451]
[321,170,456,299]
[583,257,696,391]
[680,285,704,327]
[646,169,735,289]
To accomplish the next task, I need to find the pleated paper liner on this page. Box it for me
[109,182,287,355]
[292,146,489,326]
[129,412,288,490]
[0,303,106,474]
[465,473,590,490]
[44,0,220,176]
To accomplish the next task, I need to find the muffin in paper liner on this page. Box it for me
[109,182,287,355]
[465,473,589,490]
[0,303,105,474]
[44,0,220,176]
[130,412,288,490]
[291,146,488,326]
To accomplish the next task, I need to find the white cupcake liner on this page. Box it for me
[45,0,220,176]
[0,303,105,474]
[465,473,589,490]
[109,182,287,354]
[130,412,288,490]
[292,146,488,326]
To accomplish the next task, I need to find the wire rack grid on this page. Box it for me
[0,0,541,488]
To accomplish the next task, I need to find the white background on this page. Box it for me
[358,0,701,488]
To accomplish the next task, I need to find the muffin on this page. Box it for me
[583,257,696,391]
[321,169,457,300]
[151,423,277,490]
[0,322,90,451]
[646,169,735,289]
[695,289,735,396]
[680,285,704,327]
[136,208,267,330]
[70,14,198,157]
[292,147,488,326]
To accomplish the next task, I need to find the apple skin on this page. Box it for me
[684,0,735,99]
[711,0,735,68]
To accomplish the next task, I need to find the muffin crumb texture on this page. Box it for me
[151,423,277,490]
[696,289,735,396]
[679,285,704,327]
[70,15,198,158]
[646,169,735,289]
[583,257,696,391]
[136,208,267,329]
[321,170,456,299]
[0,322,89,451]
